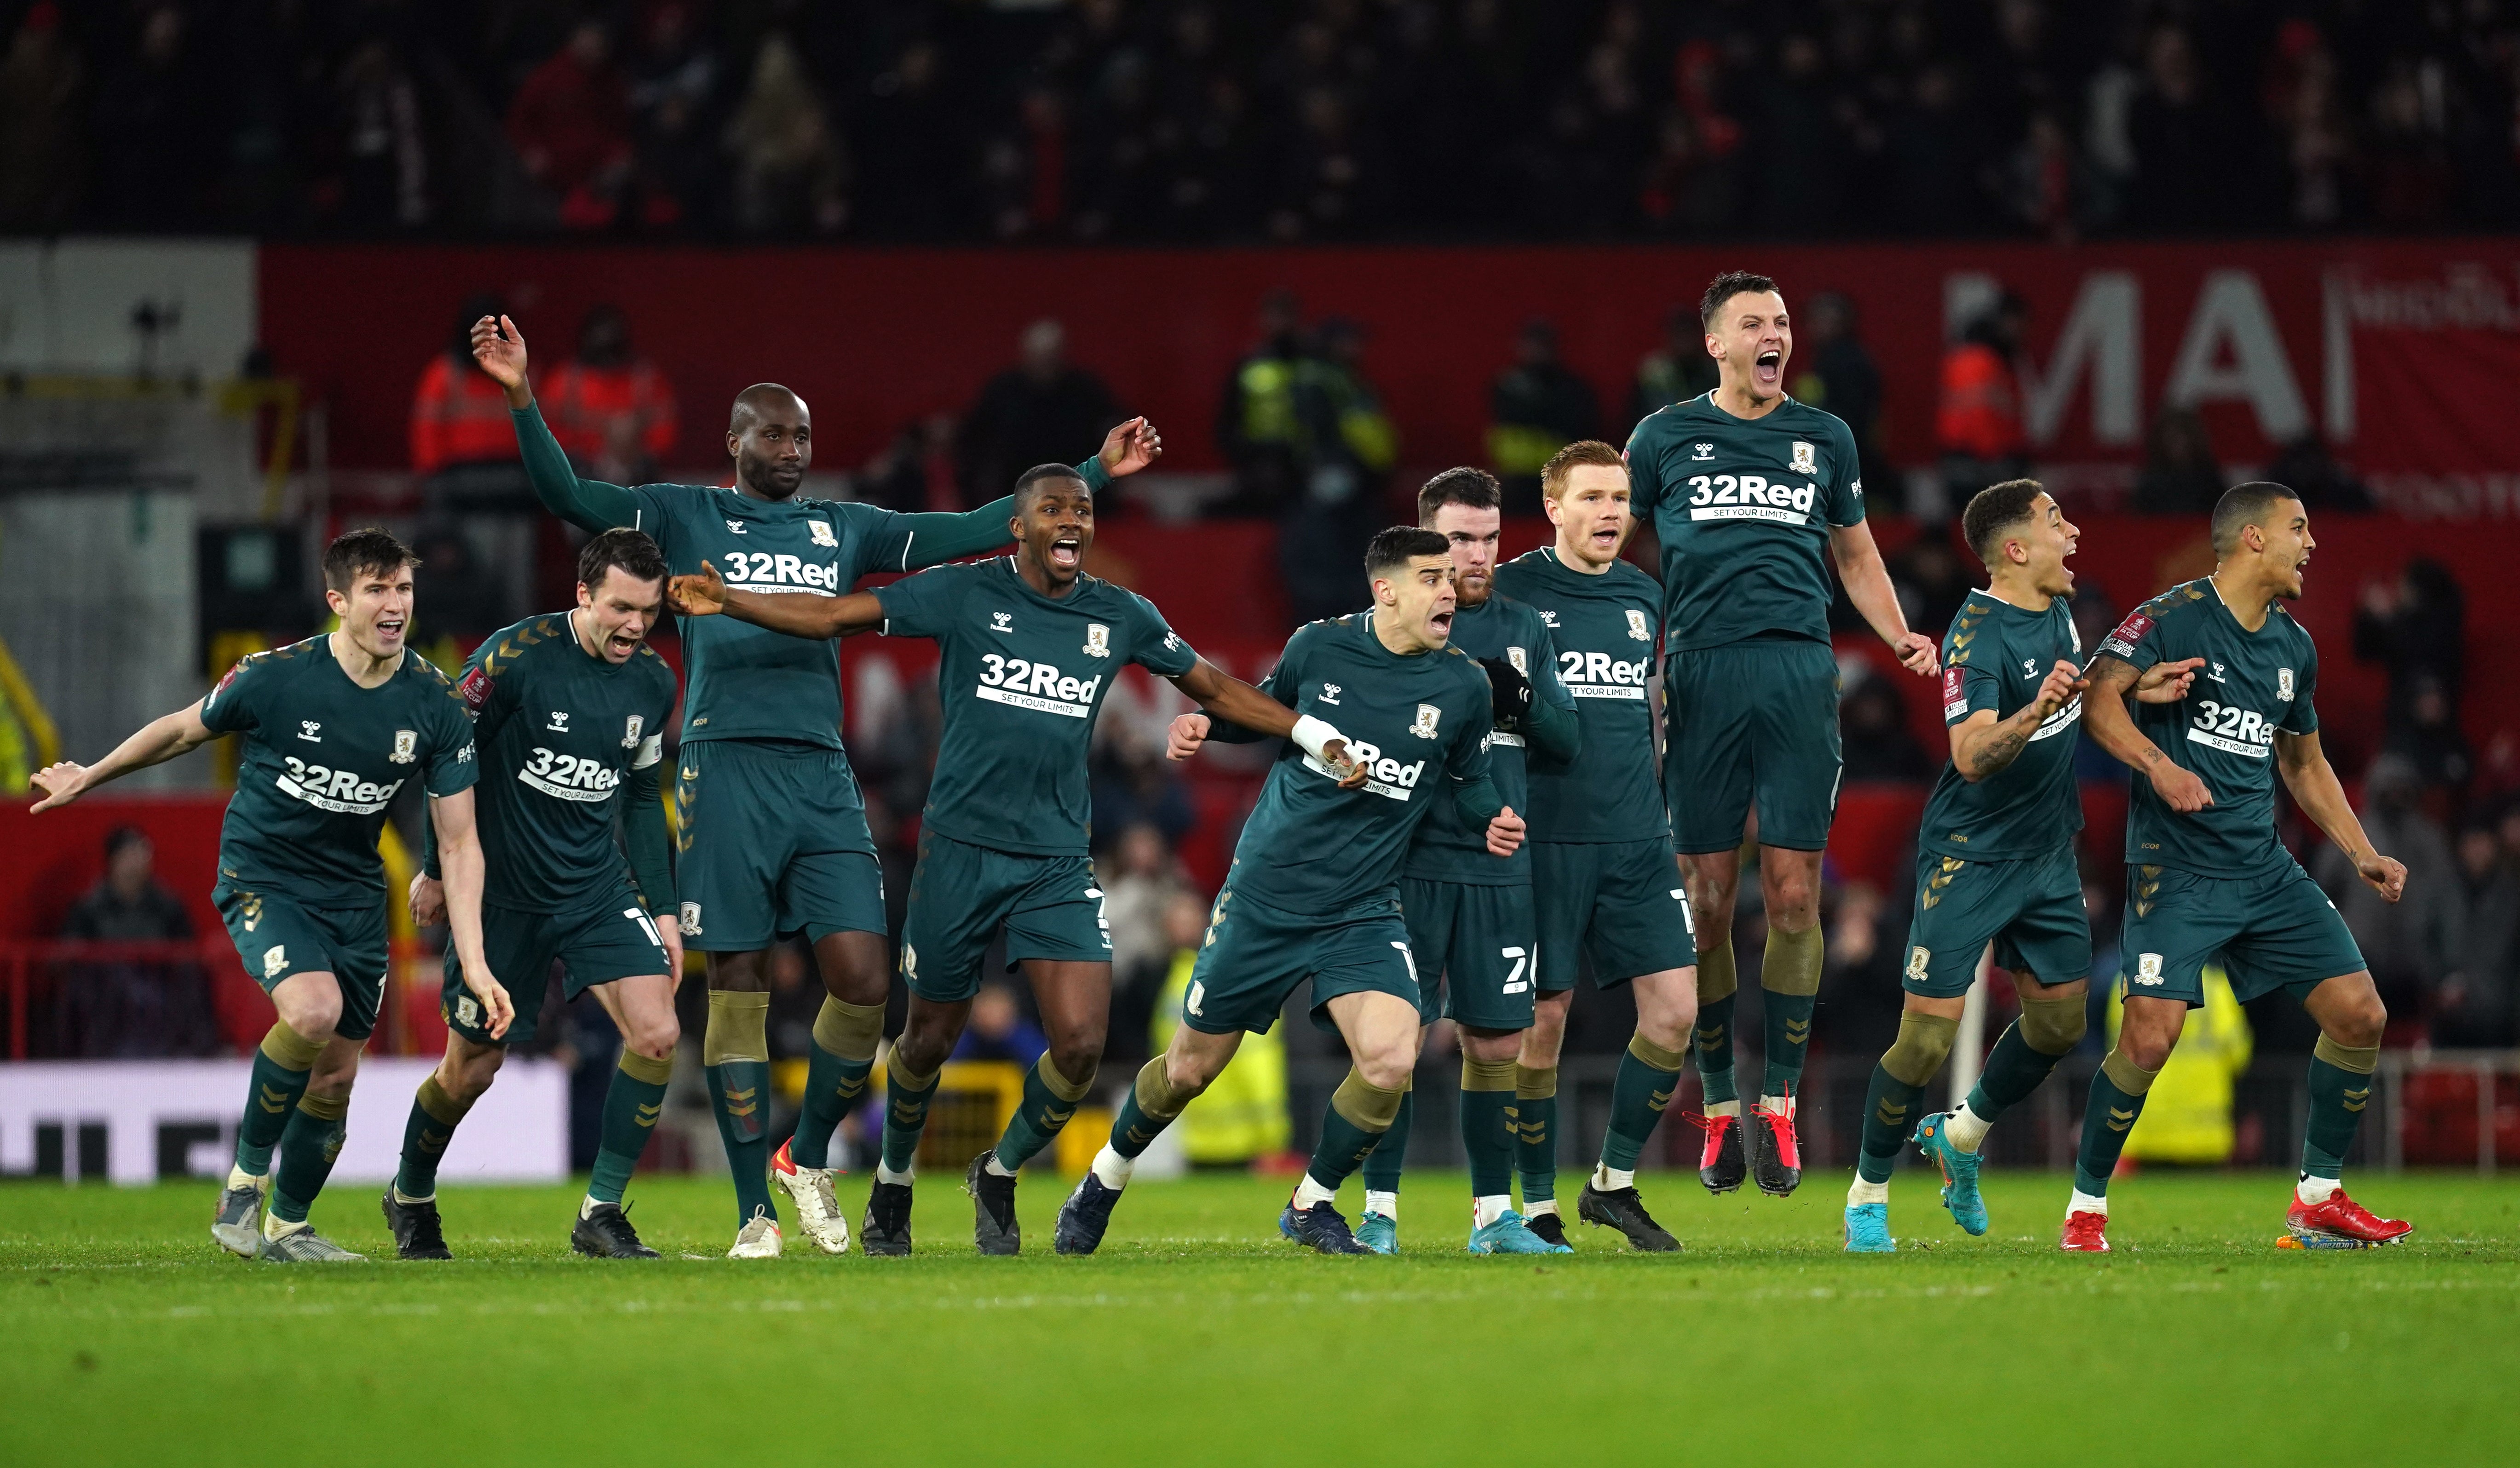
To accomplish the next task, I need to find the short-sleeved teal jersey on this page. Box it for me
[613,483,923,749]
[2096,579,2320,877]
[1918,592,2086,861]
[875,557,1197,857]
[1223,614,1496,919]
[455,614,679,912]
[1623,393,1865,650]
[1493,548,1667,844]
[199,638,477,905]
[1402,591,1570,886]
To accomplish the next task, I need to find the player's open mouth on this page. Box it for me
[1589,523,1620,547]
[1048,538,1082,570]
[1754,348,1782,384]
[375,617,405,642]
[609,630,640,654]
[1428,610,1453,637]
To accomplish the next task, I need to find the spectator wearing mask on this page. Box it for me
[960,319,1121,504]
[1934,294,2029,519]
[544,304,679,485]
[2434,821,2518,1048]
[2129,406,2225,514]
[1488,318,1599,514]
[59,826,213,1057]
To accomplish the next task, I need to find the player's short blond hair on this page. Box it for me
[1540,441,1628,501]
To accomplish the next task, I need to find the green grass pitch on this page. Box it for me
[5,1170,2516,1466]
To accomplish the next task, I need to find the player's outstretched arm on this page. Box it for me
[477,315,644,533]
[429,788,514,1039]
[1167,659,1363,785]
[668,560,883,638]
[894,418,1162,570]
[1950,659,2085,782]
[1828,522,1938,676]
[2082,657,2212,813]
[2276,729,2406,902]
[28,702,216,812]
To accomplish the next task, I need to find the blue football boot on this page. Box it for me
[1914,1112,1989,1236]
[1843,1201,1895,1252]
[1468,1210,1572,1255]
[1355,1210,1398,1255]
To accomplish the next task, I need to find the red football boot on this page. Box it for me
[1685,1111,1745,1194]
[2060,1209,2111,1252]
[1748,1095,1802,1197]
[2286,1187,2413,1245]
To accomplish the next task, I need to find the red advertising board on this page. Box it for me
[262,240,2520,506]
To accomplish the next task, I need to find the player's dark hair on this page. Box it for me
[1961,479,2049,568]
[577,528,668,593]
[1364,525,1450,579]
[1699,270,1780,330]
[1416,467,1501,526]
[728,383,804,435]
[321,527,418,593]
[1541,441,1628,500]
[2210,481,2301,558]
[1014,462,1089,508]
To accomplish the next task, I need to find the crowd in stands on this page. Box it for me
[5,0,2517,242]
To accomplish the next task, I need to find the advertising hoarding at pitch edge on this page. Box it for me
[247,239,2520,509]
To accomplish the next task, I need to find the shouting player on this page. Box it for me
[476,315,1157,1256]
[1060,527,1525,1256]
[1494,442,1702,1250]
[2064,483,2411,1251]
[1627,270,1936,1196]
[390,531,683,1261]
[1843,482,2196,1252]
[1362,467,1578,1256]
[670,463,1354,1255]
[31,530,499,1262]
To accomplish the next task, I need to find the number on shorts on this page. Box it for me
[1502,946,1528,995]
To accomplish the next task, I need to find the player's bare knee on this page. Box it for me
[2326,992,2387,1048]
[1047,1036,1104,1089]
[891,1026,953,1078]
[1353,1042,1415,1093]
[625,1015,679,1062]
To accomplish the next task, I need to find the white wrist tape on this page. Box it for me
[1292,715,1345,763]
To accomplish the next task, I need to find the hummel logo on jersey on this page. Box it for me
[2278,667,2295,701]
[1692,442,1714,460]
[2208,661,2227,683]
[1790,440,1817,475]
[808,519,836,547]
[725,519,747,534]
[298,721,322,743]
[1084,622,1111,657]
[547,710,570,733]
[1320,684,1341,704]
[1410,703,1442,740]
[2135,952,2165,986]
[1539,610,1560,628]
[991,611,1013,633]
[1163,631,1180,650]
[1626,609,1651,641]
[391,729,417,763]
[2024,658,2039,677]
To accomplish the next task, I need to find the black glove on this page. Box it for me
[1477,655,1531,734]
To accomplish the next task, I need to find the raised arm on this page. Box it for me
[474,315,644,532]
[669,560,884,639]
[2277,729,2407,902]
[2081,657,2213,813]
[896,417,1162,569]
[1829,521,1937,676]
[29,701,216,812]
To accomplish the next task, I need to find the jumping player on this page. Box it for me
[1842,482,2197,1251]
[475,315,1158,1256]
[1362,467,1578,1256]
[670,463,1355,1255]
[388,531,683,1261]
[1060,527,1525,1256]
[1626,270,1937,1197]
[2064,482,2411,1251]
[30,530,500,1262]
[1494,442,1703,1250]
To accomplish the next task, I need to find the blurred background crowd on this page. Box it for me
[6,0,2519,242]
